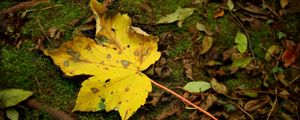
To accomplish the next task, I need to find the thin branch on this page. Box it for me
[289,74,300,85]
[235,104,254,120]
[266,87,278,120]
[36,17,53,46]
[150,79,218,120]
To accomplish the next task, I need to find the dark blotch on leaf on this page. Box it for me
[64,61,69,66]
[105,79,111,83]
[86,46,91,51]
[107,54,112,59]
[127,45,130,48]
[111,28,115,32]
[113,48,117,50]
[91,87,99,94]
[95,35,109,44]
[103,67,109,70]
[111,92,113,94]
[125,87,129,92]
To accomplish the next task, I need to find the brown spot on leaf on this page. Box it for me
[103,67,109,70]
[86,45,91,51]
[111,28,115,32]
[134,51,139,56]
[107,54,112,59]
[121,60,130,68]
[125,87,129,92]
[64,61,69,66]
[91,87,99,94]
[66,48,80,59]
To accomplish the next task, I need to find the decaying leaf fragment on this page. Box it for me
[196,23,213,36]
[157,7,195,27]
[211,78,228,95]
[43,0,161,119]
[227,0,234,11]
[265,45,281,61]
[282,40,299,67]
[200,36,213,54]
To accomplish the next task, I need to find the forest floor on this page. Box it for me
[1,0,300,120]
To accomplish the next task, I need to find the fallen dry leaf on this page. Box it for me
[154,66,172,79]
[280,0,289,8]
[183,58,194,80]
[265,45,281,61]
[211,78,228,95]
[48,27,59,38]
[277,73,289,87]
[200,36,213,55]
[227,0,234,11]
[213,8,224,19]
[157,7,195,28]
[282,40,298,67]
[148,91,164,107]
[199,95,217,110]
[206,60,222,66]
[188,111,200,120]
[196,22,213,36]
[278,90,290,99]
[156,100,182,120]
[244,96,270,112]
[222,48,238,61]
[280,112,293,120]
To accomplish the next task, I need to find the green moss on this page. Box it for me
[0,41,78,117]
[22,1,90,40]
[0,0,18,10]
[169,39,192,58]
[206,8,236,47]
[251,29,270,60]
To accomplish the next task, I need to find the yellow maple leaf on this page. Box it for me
[43,0,161,119]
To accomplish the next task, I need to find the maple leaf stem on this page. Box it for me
[150,79,218,120]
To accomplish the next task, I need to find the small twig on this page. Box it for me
[36,18,53,46]
[289,74,300,85]
[40,4,63,11]
[235,104,254,120]
[266,53,281,120]
[286,99,300,120]
[262,0,280,19]
[34,77,42,94]
[235,2,266,15]
[266,87,278,120]
[229,11,257,65]
[150,79,218,120]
